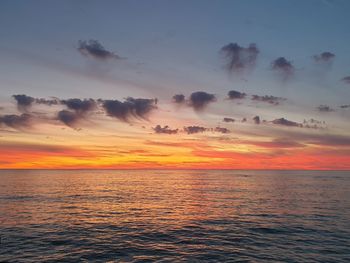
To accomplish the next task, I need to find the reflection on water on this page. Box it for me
[1,170,350,262]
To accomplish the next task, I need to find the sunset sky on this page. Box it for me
[1,0,350,169]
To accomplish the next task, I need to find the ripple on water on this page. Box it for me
[1,170,350,262]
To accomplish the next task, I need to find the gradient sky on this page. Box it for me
[1,0,350,169]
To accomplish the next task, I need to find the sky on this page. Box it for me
[0,0,350,169]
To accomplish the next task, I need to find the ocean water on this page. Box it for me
[0,170,350,262]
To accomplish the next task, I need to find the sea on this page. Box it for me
[0,170,349,262]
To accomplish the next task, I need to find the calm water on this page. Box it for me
[1,170,350,262]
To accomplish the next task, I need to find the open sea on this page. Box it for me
[0,170,349,262]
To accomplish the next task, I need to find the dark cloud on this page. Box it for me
[251,94,286,105]
[61,99,97,114]
[184,126,207,134]
[272,118,302,127]
[313,52,335,63]
[340,104,350,109]
[172,94,185,104]
[220,43,259,74]
[253,116,260,124]
[214,127,230,134]
[78,40,120,60]
[271,57,294,80]
[317,105,334,112]
[35,98,60,106]
[189,91,216,110]
[55,99,97,128]
[13,94,35,112]
[101,97,157,122]
[0,113,33,129]
[302,119,326,129]
[303,118,325,125]
[223,117,235,123]
[153,125,178,134]
[57,110,81,128]
[227,90,246,99]
[341,76,350,84]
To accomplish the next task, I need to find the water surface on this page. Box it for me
[1,170,350,262]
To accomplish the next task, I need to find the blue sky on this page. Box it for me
[1,0,350,101]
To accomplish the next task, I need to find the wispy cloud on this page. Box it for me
[317,105,334,112]
[220,43,259,75]
[227,90,247,100]
[184,126,207,134]
[101,97,157,122]
[214,127,230,134]
[172,94,185,104]
[61,98,97,114]
[251,94,286,105]
[189,91,216,111]
[253,116,260,124]
[0,113,33,130]
[56,110,82,128]
[223,117,235,123]
[271,57,294,80]
[313,51,335,63]
[78,40,121,60]
[272,118,302,127]
[12,95,35,112]
[341,76,350,84]
[153,125,178,134]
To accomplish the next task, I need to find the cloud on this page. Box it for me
[61,98,97,114]
[0,113,33,129]
[317,105,334,112]
[189,91,216,110]
[251,94,286,105]
[55,99,97,128]
[340,105,350,109]
[313,51,335,63]
[214,127,230,134]
[12,94,35,112]
[302,118,326,129]
[57,110,81,128]
[227,90,246,99]
[78,40,121,60]
[272,118,302,127]
[271,57,294,80]
[341,76,350,84]
[153,125,178,134]
[13,95,94,113]
[172,94,185,104]
[223,117,235,123]
[101,97,157,122]
[184,126,207,134]
[220,43,259,74]
[253,116,260,124]
[35,98,60,106]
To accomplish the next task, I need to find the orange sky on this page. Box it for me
[1,110,349,169]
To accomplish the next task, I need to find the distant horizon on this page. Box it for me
[1,168,349,171]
